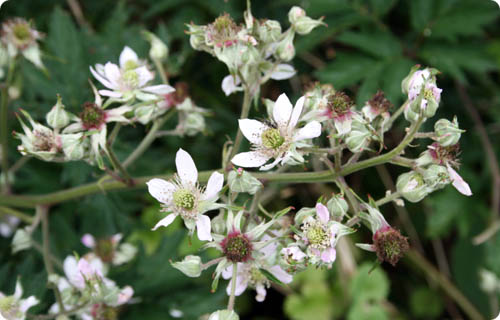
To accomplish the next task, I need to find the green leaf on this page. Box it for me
[425,188,469,238]
[337,31,402,58]
[314,53,377,88]
[410,287,444,319]
[350,263,389,302]
[347,300,389,320]
[368,0,398,17]
[410,0,434,32]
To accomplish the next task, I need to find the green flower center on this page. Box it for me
[306,224,328,247]
[249,267,266,283]
[213,14,235,33]
[261,128,284,149]
[0,296,15,312]
[173,189,195,210]
[123,60,138,71]
[13,24,31,41]
[80,102,105,130]
[0,296,20,318]
[223,233,252,262]
[423,88,434,100]
[122,70,139,88]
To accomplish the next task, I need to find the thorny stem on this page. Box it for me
[40,205,66,313]
[227,263,238,311]
[0,60,15,194]
[227,89,252,167]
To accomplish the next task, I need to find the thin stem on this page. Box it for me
[9,156,30,174]
[227,263,238,311]
[1,60,15,194]
[228,89,252,166]
[107,123,122,147]
[374,191,401,207]
[106,147,133,186]
[153,58,169,85]
[40,205,65,313]
[406,250,484,320]
[0,206,34,223]
[28,302,89,320]
[414,132,435,139]
[123,110,175,169]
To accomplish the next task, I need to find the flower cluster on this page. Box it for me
[0,279,38,320]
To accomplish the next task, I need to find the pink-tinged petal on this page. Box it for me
[273,93,293,128]
[268,265,293,284]
[315,203,329,224]
[20,296,39,313]
[81,234,96,248]
[152,214,177,231]
[320,247,336,263]
[288,96,305,131]
[334,116,352,135]
[104,62,121,88]
[64,256,84,289]
[142,84,176,95]
[238,119,268,145]
[176,148,198,185]
[255,283,267,302]
[117,286,134,305]
[282,246,306,261]
[196,215,212,241]
[293,121,322,141]
[90,66,115,90]
[270,64,296,81]
[135,66,154,87]
[221,75,242,96]
[105,105,133,123]
[231,151,270,168]
[447,164,472,196]
[99,89,123,98]
[204,171,224,200]
[119,46,139,69]
[222,264,233,279]
[146,178,175,204]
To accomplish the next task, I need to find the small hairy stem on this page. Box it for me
[414,132,435,139]
[40,205,65,313]
[0,205,34,223]
[227,89,252,167]
[123,110,175,169]
[406,250,485,320]
[227,263,238,311]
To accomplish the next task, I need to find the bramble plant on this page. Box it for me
[2,0,496,319]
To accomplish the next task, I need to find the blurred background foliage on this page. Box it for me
[0,0,499,319]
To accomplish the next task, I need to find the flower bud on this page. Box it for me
[208,310,239,320]
[288,6,306,25]
[12,228,31,253]
[396,171,430,203]
[142,31,168,61]
[257,20,281,43]
[275,31,295,62]
[327,194,348,220]
[294,206,316,225]
[134,104,157,125]
[280,245,307,274]
[434,117,464,147]
[228,168,263,195]
[345,119,371,153]
[184,112,205,136]
[61,133,86,161]
[46,95,71,129]
[422,164,450,190]
[373,226,409,266]
[171,255,202,277]
[186,23,207,51]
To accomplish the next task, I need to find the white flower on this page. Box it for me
[0,278,39,320]
[231,93,321,171]
[146,148,224,241]
[90,46,175,101]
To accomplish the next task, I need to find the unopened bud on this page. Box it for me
[208,310,239,320]
[228,168,262,195]
[171,255,202,277]
[12,228,31,253]
[373,226,409,266]
[257,20,281,43]
[423,164,450,190]
[275,31,295,62]
[61,133,86,161]
[46,95,71,129]
[288,6,306,25]
[345,119,371,153]
[327,194,348,220]
[396,171,430,203]
[186,23,207,51]
[184,112,205,136]
[434,117,463,147]
[143,31,168,61]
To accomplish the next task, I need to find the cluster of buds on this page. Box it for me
[187,6,324,97]
[402,66,442,122]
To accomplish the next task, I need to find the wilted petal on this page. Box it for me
[270,64,296,80]
[204,172,224,200]
[315,203,329,224]
[447,164,472,196]
[196,215,212,241]
[273,93,293,128]
[334,115,352,135]
[119,46,139,69]
[146,178,175,204]
[294,121,322,141]
[152,214,177,231]
[176,148,198,185]
[231,151,270,168]
[239,119,268,145]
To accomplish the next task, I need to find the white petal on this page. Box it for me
[320,247,336,263]
[294,121,322,141]
[315,203,329,224]
[334,116,352,135]
[270,64,296,80]
[196,215,212,241]
[90,66,115,90]
[268,265,293,284]
[117,286,134,305]
[64,256,84,289]
[105,105,133,122]
[176,148,198,185]
[142,84,176,95]
[447,164,472,196]
[255,283,267,302]
[135,66,154,87]
[226,274,248,296]
[222,264,233,279]
[238,119,268,145]
[104,62,121,88]
[259,156,282,171]
[231,151,270,168]
[99,89,123,98]
[14,278,23,299]
[81,234,95,248]
[288,96,305,131]
[146,178,175,204]
[152,214,177,231]
[20,296,39,312]
[222,75,242,96]
[119,46,139,69]
[204,172,224,200]
[273,93,293,128]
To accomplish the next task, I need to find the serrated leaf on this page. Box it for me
[337,31,402,58]
[314,53,377,88]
